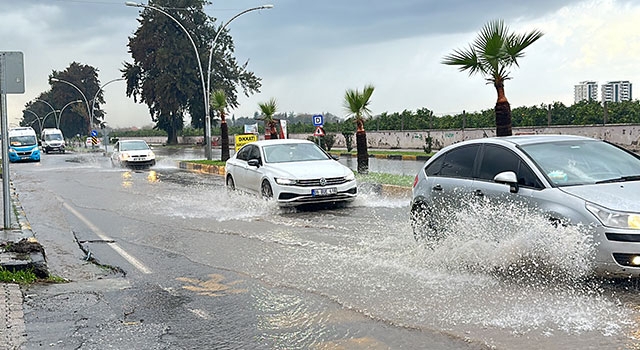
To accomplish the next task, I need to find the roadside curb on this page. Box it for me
[177,161,411,198]
[0,183,48,278]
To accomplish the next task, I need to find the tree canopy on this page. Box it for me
[20,62,105,138]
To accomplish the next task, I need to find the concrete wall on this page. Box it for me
[291,124,640,151]
[119,124,640,151]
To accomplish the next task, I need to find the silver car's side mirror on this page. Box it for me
[494,171,519,193]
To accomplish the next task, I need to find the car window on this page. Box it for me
[263,143,329,163]
[426,144,479,179]
[478,144,543,189]
[248,145,261,161]
[120,141,149,151]
[521,140,640,186]
[236,145,251,161]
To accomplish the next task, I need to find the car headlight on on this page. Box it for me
[586,203,640,230]
[120,152,131,160]
[9,149,16,154]
[148,151,155,158]
[275,178,297,185]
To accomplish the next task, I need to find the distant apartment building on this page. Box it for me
[574,81,598,103]
[601,81,632,102]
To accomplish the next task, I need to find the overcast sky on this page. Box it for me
[2,0,639,129]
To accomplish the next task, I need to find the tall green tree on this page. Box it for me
[210,89,230,161]
[442,20,543,136]
[123,0,261,144]
[21,62,104,138]
[344,84,374,173]
[258,98,279,139]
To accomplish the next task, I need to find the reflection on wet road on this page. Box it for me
[12,149,640,349]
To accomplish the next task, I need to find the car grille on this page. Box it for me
[295,177,350,187]
[17,151,33,156]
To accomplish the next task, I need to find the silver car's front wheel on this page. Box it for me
[261,180,273,200]
[226,175,235,190]
[410,201,443,245]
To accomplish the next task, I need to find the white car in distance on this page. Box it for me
[111,139,156,169]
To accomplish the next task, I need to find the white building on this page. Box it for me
[574,81,598,103]
[601,81,632,102]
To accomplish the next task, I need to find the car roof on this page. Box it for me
[249,139,314,147]
[447,134,597,149]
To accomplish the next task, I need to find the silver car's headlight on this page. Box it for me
[275,178,297,185]
[345,171,356,181]
[586,203,640,230]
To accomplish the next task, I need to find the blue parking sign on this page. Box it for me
[312,114,324,126]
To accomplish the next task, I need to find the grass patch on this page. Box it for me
[0,266,38,284]
[331,150,433,157]
[184,159,226,166]
[356,172,414,187]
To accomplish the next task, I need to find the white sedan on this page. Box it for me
[110,139,156,169]
[225,139,357,206]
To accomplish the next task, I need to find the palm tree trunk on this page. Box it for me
[494,81,512,137]
[495,101,512,136]
[221,121,230,161]
[356,130,368,174]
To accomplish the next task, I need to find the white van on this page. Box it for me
[8,127,41,162]
[41,128,66,154]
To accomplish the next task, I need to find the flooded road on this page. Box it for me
[10,148,640,349]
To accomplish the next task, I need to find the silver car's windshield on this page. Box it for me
[521,140,640,186]
[263,143,330,163]
[120,141,150,151]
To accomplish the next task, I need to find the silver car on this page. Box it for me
[410,135,640,277]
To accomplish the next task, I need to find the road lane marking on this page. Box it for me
[62,202,152,274]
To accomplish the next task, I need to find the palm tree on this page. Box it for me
[258,98,279,139]
[442,20,543,136]
[344,84,375,173]
[210,89,230,161]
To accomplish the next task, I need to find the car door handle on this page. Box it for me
[432,184,443,191]
[474,189,484,197]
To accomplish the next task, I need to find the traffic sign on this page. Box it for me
[313,126,325,137]
[90,130,98,137]
[312,114,324,127]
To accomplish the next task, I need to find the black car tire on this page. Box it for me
[226,175,235,190]
[261,180,273,200]
[410,201,442,243]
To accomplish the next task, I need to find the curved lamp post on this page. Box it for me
[125,1,273,160]
[205,4,273,160]
[57,100,83,129]
[50,78,91,134]
[24,110,43,133]
[41,110,58,129]
[90,78,125,129]
[35,99,57,126]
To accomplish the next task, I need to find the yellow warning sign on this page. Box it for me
[235,134,258,151]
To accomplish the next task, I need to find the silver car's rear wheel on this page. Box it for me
[261,180,273,200]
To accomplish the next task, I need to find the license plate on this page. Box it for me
[312,187,337,196]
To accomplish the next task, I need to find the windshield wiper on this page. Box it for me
[596,175,640,184]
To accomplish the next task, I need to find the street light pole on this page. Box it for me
[90,78,125,129]
[126,1,208,156]
[24,109,43,133]
[35,98,57,127]
[50,77,91,134]
[205,4,273,160]
[125,2,273,160]
[57,99,82,129]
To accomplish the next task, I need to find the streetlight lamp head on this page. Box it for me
[51,78,59,82]
[125,1,142,7]
[262,4,275,8]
